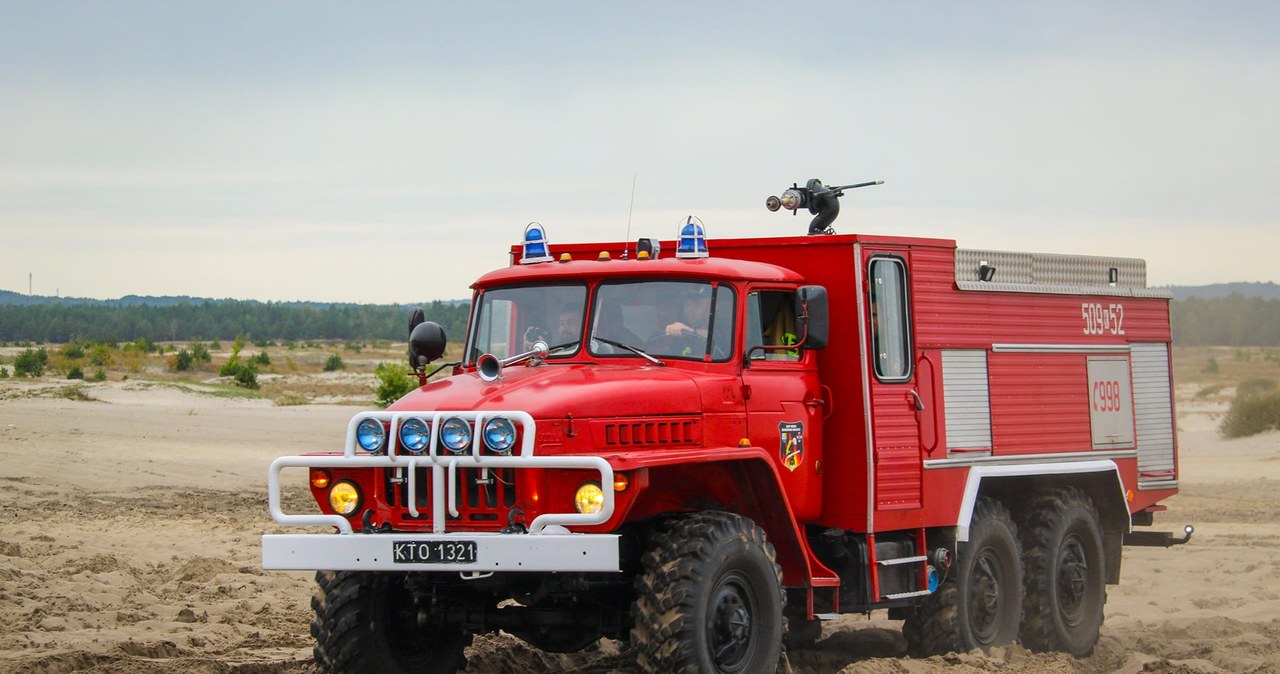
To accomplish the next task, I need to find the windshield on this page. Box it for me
[468,284,587,362]
[590,281,735,361]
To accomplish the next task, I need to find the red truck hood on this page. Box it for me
[389,363,703,418]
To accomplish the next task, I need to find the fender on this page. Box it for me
[954,460,1131,542]
[602,446,839,588]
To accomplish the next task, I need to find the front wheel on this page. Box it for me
[310,570,471,674]
[1019,488,1107,657]
[631,512,785,674]
[904,497,1024,656]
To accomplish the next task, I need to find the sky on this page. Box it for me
[2,1,1278,303]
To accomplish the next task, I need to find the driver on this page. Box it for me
[664,285,712,338]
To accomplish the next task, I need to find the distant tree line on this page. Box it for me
[1172,294,1280,346]
[1,293,1278,347]
[0,300,471,344]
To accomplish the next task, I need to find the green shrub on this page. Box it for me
[210,341,223,350]
[219,339,246,377]
[233,362,259,389]
[0,366,8,379]
[374,362,416,408]
[87,344,113,367]
[191,342,212,364]
[344,342,364,353]
[66,366,85,380]
[323,354,345,372]
[218,355,242,377]
[61,342,86,359]
[92,368,107,382]
[1220,389,1280,438]
[170,349,194,372]
[252,351,271,366]
[1203,357,1220,374]
[13,348,48,377]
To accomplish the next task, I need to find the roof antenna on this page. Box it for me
[622,174,637,259]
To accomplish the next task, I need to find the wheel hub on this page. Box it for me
[970,549,1004,642]
[708,575,754,670]
[1058,535,1089,626]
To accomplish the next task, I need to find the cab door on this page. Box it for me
[862,251,927,515]
[740,287,825,521]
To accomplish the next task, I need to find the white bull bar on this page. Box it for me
[263,410,619,572]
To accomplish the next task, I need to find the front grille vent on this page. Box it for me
[595,418,700,447]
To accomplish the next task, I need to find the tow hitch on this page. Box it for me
[1124,524,1195,547]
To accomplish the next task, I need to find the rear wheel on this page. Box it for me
[631,511,785,674]
[311,570,470,674]
[904,497,1023,656]
[1019,488,1107,656]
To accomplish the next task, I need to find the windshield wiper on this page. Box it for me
[592,336,664,366]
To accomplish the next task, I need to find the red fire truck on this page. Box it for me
[263,179,1191,674]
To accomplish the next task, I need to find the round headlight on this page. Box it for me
[329,480,361,516]
[440,417,472,454]
[573,482,605,515]
[356,418,386,453]
[483,417,517,454]
[399,417,430,454]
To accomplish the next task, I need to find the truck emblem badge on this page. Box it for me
[779,421,804,471]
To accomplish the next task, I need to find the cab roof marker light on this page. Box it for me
[520,222,553,264]
[675,216,709,259]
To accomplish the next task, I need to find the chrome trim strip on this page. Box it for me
[991,343,1132,354]
[924,449,1138,469]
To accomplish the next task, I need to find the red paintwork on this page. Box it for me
[316,228,1179,592]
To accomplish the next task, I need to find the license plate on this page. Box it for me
[392,540,478,564]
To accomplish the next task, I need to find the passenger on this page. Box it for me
[524,305,583,352]
[555,306,583,344]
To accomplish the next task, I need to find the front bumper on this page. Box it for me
[262,532,621,572]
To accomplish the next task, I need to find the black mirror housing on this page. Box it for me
[409,318,447,369]
[796,285,829,350]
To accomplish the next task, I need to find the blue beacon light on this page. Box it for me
[521,222,553,264]
[675,216,708,259]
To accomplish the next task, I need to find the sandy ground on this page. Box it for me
[0,379,1277,674]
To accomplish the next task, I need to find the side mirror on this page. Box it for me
[796,285,829,350]
[408,315,447,370]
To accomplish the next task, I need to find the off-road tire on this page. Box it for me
[1019,487,1107,657]
[630,511,785,674]
[904,497,1024,656]
[310,570,471,674]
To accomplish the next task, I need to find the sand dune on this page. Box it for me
[1,379,1276,673]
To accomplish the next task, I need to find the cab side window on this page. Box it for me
[746,291,800,361]
[869,258,911,380]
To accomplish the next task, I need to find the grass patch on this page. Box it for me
[133,379,263,400]
[51,384,97,402]
[272,392,311,407]
[1195,384,1228,399]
